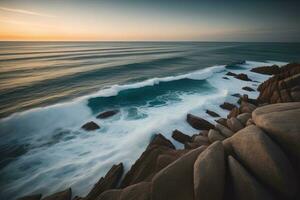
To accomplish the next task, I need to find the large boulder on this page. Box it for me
[97,110,119,119]
[81,121,100,131]
[252,103,300,169]
[251,65,280,75]
[172,129,192,144]
[236,113,251,125]
[186,114,214,130]
[228,156,273,200]
[42,188,71,200]
[119,182,152,200]
[152,146,207,200]
[215,123,234,138]
[225,125,299,199]
[193,141,225,200]
[85,163,123,200]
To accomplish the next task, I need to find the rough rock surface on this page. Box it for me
[85,163,123,200]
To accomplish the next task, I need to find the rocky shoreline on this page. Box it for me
[19,63,300,200]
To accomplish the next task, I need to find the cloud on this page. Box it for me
[0,6,55,18]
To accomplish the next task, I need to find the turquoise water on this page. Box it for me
[0,42,299,199]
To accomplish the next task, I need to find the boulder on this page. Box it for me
[237,94,258,106]
[18,194,42,200]
[208,129,225,143]
[193,141,225,200]
[152,146,207,200]
[235,73,252,81]
[225,125,299,198]
[239,101,256,113]
[227,117,244,132]
[42,188,71,200]
[242,86,255,92]
[236,113,251,125]
[252,103,300,170]
[215,123,234,137]
[85,163,123,200]
[227,107,240,118]
[97,110,119,119]
[215,118,228,128]
[228,156,273,200]
[186,114,214,130]
[205,110,220,117]
[251,65,280,75]
[119,182,152,200]
[231,93,242,98]
[219,102,236,111]
[193,135,209,144]
[120,134,176,187]
[81,121,100,131]
[172,130,192,144]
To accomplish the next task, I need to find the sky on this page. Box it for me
[0,0,299,42]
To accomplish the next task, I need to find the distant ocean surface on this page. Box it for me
[0,42,299,199]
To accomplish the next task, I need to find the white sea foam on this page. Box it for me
[0,60,280,199]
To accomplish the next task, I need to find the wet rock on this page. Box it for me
[226,71,237,76]
[85,163,123,200]
[225,125,299,198]
[252,102,300,170]
[18,194,42,200]
[186,114,214,130]
[215,118,228,128]
[220,102,236,111]
[231,93,242,98]
[227,107,240,118]
[242,86,255,92]
[239,101,256,113]
[228,156,273,200]
[152,146,207,200]
[235,73,252,81]
[193,141,225,200]
[208,129,225,143]
[215,123,234,137]
[206,110,220,117]
[81,121,100,131]
[236,113,251,125]
[172,129,192,144]
[97,110,119,119]
[222,77,229,80]
[42,188,71,200]
[227,117,244,132]
[251,65,280,75]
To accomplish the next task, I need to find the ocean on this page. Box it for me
[0,42,299,199]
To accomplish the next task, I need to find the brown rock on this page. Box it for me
[85,163,123,200]
[251,65,280,75]
[193,141,225,200]
[42,188,71,200]
[119,182,151,200]
[225,125,299,198]
[242,86,255,92]
[17,194,42,200]
[152,146,207,200]
[97,110,119,119]
[186,114,214,130]
[252,103,300,170]
[236,113,251,125]
[215,123,234,137]
[228,156,273,200]
[227,117,244,132]
[172,129,192,144]
[240,101,256,113]
[81,121,100,131]
[215,118,228,128]
[208,129,225,143]
[219,102,236,111]
[226,71,237,76]
[227,107,240,118]
[235,73,252,81]
[206,110,220,117]
[96,189,121,200]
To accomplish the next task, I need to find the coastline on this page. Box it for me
[18,62,300,200]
